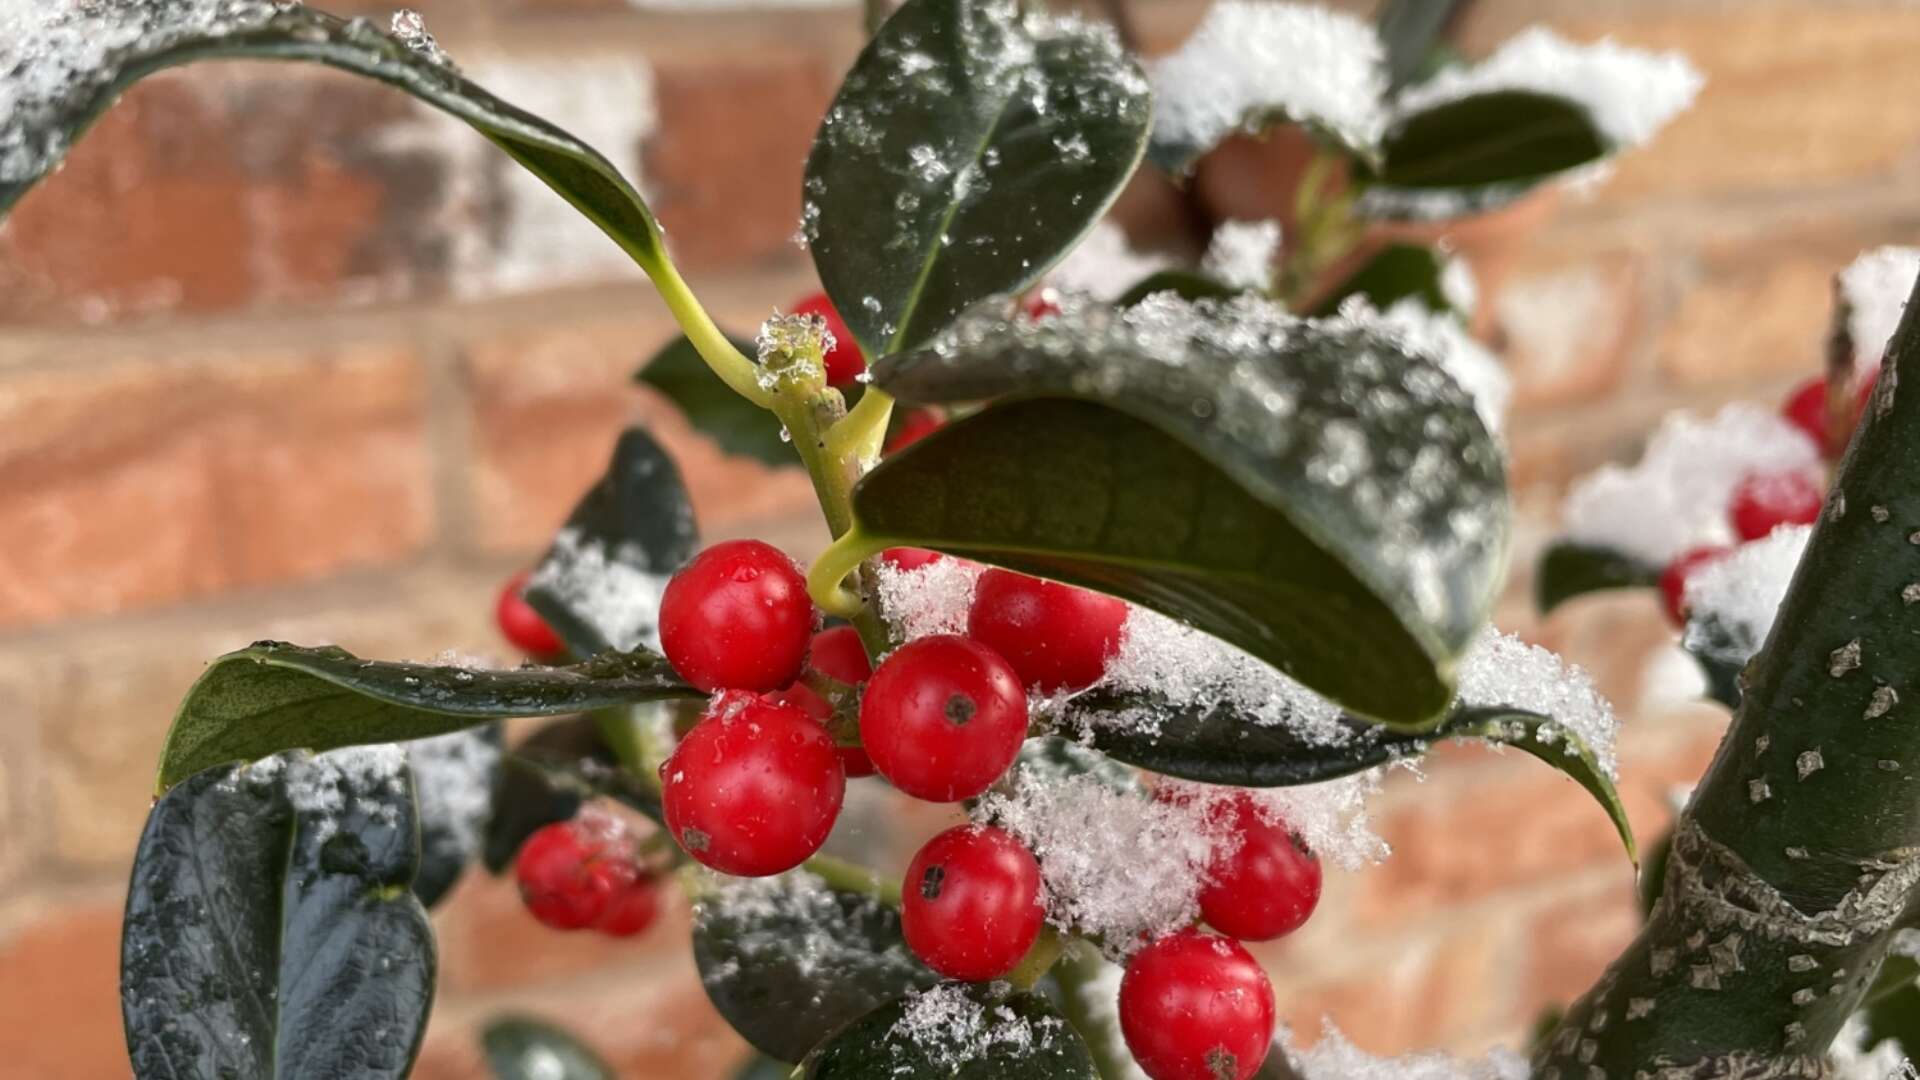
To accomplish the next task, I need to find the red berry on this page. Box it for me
[1023,288,1062,321]
[809,625,873,685]
[860,635,1029,801]
[882,547,945,571]
[886,408,945,454]
[661,692,845,876]
[1729,471,1823,541]
[595,872,662,938]
[515,816,637,931]
[1198,795,1321,942]
[496,570,565,659]
[901,824,1045,981]
[1782,375,1830,452]
[660,540,817,692]
[791,292,866,388]
[1119,930,1276,1080]
[967,569,1128,693]
[1659,545,1731,627]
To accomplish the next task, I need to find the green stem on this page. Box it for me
[1005,926,1066,993]
[808,529,878,619]
[645,256,771,408]
[1053,946,1136,1080]
[827,387,896,470]
[804,852,900,905]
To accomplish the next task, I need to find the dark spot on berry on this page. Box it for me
[681,827,709,852]
[920,864,946,900]
[1206,1046,1238,1080]
[944,693,976,725]
[1289,831,1314,859]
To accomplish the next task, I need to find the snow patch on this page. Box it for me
[888,984,1066,1070]
[1560,403,1822,566]
[1046,221,1175,301]
[1150,1,1388,161]
[1840,246,1920,372]
[1283,1022,1528,1079]
[1202,220,1283,293]
[1457,627,1618,779]
[1683,524,1811,669]
[1343,297,1511,435]
[529,526,673,653]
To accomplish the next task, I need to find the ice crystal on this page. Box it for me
[1150,1,1389,161]
[888,984,1064,1070]
[1560,403,1821,565]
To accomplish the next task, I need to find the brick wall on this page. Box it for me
[1,0,1912,1075]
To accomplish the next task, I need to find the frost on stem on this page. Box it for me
[1149,1,1389,161]
[1840,246,1920,372]
[1561,403,1822,565]
[528,527,675,653]
[1682,524,1812,670]
[1393,27,1702,154]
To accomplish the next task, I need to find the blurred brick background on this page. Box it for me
[0,0,1911,1075]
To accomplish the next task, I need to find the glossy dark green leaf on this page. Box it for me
[694,871,939,1063]
[636,336,799,468]
[864,305,1508,727]
[1307,243,1451,317]
[409,725,504,907]
[482,1016,616,1080]
[1453,707,1636,865]
[801,984,1097,1079]
[1379,90,1606,188]
[122,752,434,1080]
[803,0,1151,354]
[1682,612,1748,711]
[2,7,664,272]
[157,642,700,794]
[1114,269,1242,308]
[525,427,701,657]
[1376,0,1469,94]
[1535,541,1660,615]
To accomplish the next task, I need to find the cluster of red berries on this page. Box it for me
[514,810,663,937]
[1657,372,1874,626]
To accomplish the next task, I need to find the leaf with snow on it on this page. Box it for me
[1560,403,1821,566]
[1683,524,1812,673]
[1840,245,1920,373]
[1336,297,1511,435]
[1148,0,1388,172]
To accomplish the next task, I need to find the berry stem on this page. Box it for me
[803,852,902,905]
[1003,925,1065,992]
[643,255,772,408]
[807,529,880,620]
[826,385,895,468]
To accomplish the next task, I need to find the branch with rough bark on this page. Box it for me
[1539,271,1920,1076]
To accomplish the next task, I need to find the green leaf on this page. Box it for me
[801,984,1097,1079]
[1536,541,1661,615]
[409,725,504,908]
[1358,90,1606,218]
[1069,696,1635,863]
[482,1016,616,1080]
[1114,269,1243,308]
[694,871,939,1063]
[525,427,701,657]
[637,337,799,468]
[122,752,434,1080]
[1307,243,1451,317]
[2,8,664,273]
[157,642,700,794]
[802,0,1151,354]
[862,305,1509,728]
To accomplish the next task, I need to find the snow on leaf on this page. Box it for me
[1840,245,1920,372]
[1045,220,1175,301]
[886,984,1064,1071]
[1560,403,1821,566]
[1456,627,1618,779]
[1393,26,1702,152]
[1338,297,1511,435]
[528,527,674,654]
[1282,1022,1528,1079]
[1683,524,1812,670]
[1148,0,1388,168]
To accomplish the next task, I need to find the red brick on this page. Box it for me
[0,344,432,629]
[1524,880,1643,1005]
[1275,924,1511,1056]
[1496,253,1644,411]
[463,317,817,555]
[0,66,453,324]
[0,898,128,1080]
[645,50,838,271]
